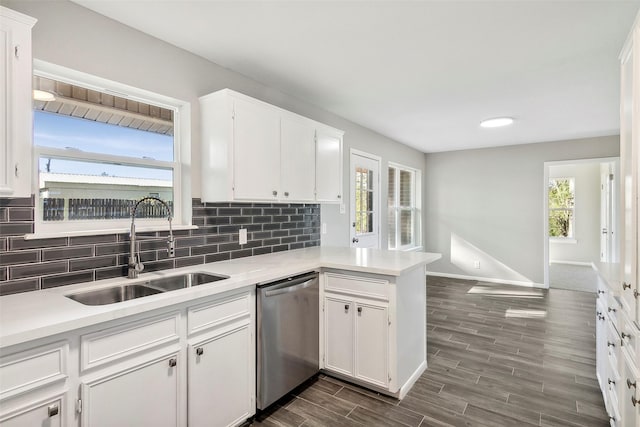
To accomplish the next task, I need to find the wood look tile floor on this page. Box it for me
[248,276,607,427]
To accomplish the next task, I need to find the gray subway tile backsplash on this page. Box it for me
[0,198,320,295]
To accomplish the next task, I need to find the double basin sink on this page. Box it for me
[66,272,229,306]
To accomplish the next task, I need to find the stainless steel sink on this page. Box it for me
[66,284,163,306]
[66,272,229,305]
[143,272,229,292]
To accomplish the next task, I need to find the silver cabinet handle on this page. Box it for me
[622,282,631,290]
[196,347,204,356]
[344,304,349,311]
[352,237,359,243]
[598,290,605,294]
[608,378,615,385]
[608,307,616,313]
[48,404,59,418]
[337,195,341,199]
[622,332,631,340]
[169,358,177,367]
[272,190,278,196]
[633,396,638,407]
[607,341,615,348]
[598,315,605,320]
[627,379,637,389]
[357,307,362,314]
[284,191,289,197]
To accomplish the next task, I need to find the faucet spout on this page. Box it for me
[128,196,175,279]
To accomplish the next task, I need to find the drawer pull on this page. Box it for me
[633,396,638,407]
[607,341,615,348]
[598,290,605,295]
[622,282,631,290]
[608,378,615,385]
[596,311,602,316]
[48,404,59,418]
[344,304,349,311]
[598,315,605,321]
[621,332,631,340]
[169,358,177,367]
[357,307,362,314]
[608,307,616,313]
[628,379,637,389]
[196,347,204,356]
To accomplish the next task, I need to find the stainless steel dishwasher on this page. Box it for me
[256,272,319,410]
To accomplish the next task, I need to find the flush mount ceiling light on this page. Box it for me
[480,117,514,128]
[33,89,56,102]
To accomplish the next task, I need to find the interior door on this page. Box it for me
[350,151,380,248]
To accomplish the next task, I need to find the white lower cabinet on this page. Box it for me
[323,293,389,389]
[0,396,63,427]
[321,269,426,398]
[81,353,180,427]
[188,324,253,427]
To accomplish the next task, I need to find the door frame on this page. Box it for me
[543,157,619,289]
[349,149,382,249]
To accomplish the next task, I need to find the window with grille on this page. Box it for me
[31,64,190,235]
[388,163,421,250]
[548,177,575,239]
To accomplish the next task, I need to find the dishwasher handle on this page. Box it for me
[264,278,316,297]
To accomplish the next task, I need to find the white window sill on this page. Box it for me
[24,224,198,240]
[549,238,578,244]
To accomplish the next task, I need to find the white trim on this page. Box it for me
[549,260,596,268]
[426,271,546,289]
[24,224,198,240]
[549,238,578,244]
[31,60,192,235]
[397,360,426,400]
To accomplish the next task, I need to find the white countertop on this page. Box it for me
[0,247,441,349]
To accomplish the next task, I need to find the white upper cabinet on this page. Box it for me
[200,89,343,203]
[280,115,316,202]
[0,7,36,197]
[232,96,280,201]
[619,15,639,323]
[315,127,344,203]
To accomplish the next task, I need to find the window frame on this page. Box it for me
[387,162,422,251]
[548,176,576,241]
[29,60,192,238]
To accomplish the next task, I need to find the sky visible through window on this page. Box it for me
[34,111,173,181]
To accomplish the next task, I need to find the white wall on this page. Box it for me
[424,136,619,285]
[548,162,602,264]
[5,0,427,248]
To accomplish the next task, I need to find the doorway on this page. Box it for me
[543,157,619,291]
[349,149,381,248]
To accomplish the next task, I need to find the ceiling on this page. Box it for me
[71,1,639,153]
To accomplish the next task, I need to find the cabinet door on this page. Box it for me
[232,97,280,201]
[0,398,62,427]
[0,9,34,197]
[620,350,639,427]
[324,296,354,376]
[81,354,179,427]
[280,115,316,201]
[354,302,389,388]
[620,24,639,323]
[188,324,252,427]
[315,129,343,203]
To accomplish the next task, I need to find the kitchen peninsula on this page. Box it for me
[0,247,440,427]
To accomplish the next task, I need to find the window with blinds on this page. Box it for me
[388,163,421,250]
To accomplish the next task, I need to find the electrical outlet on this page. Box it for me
[322,223,327,234]
[473,260,480,269]
[239,228,248,245]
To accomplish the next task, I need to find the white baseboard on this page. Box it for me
[426,271,546,289]
[398,360,427,400]
[549,260,594,267]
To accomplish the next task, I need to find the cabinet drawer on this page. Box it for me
[325,273,389,300]
[606,319,621,373]
[80,313,180,372]
[188,291,251,335]
[620,311,638,363]
[0,342,68,401]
